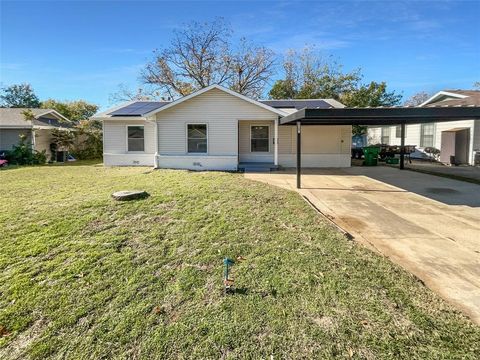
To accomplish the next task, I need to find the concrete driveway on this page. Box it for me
[245,167,480,323]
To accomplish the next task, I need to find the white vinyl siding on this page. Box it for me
[368,119,477,164]
[420,123,435,147]
[396,125,407,138]
[156,88,277,156]
[34,129,53,159]
[103,120,155,154]
[277,125,352,167]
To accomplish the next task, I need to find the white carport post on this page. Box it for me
[274,118,279,166]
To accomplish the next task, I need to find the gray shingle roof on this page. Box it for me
[426,90,480,107]
[259,99,334,110]
[0,108,72,128]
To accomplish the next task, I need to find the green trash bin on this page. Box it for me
[363,146,380,166]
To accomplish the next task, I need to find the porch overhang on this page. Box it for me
[280,106,480,188]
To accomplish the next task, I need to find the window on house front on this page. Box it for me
[420,123,434,147]
[381,127,390,144]
[127,126,144,152]
[395,125,407,138]
[251,125,269,152]
[187,124,207,153]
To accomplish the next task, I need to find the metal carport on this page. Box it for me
[279,106,480,188]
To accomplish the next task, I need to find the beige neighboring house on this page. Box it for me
[0,108,72,160]
[94,84,351,170]
[368,90,480,165]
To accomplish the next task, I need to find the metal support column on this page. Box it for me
[400,123,406,169]
[296,121,301,189]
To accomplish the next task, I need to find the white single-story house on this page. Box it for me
[94,84,352,170]
[368,90,480,165]
[0,108,72,159]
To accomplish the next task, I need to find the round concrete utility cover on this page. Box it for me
[112,190,150,201]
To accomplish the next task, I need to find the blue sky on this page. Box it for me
[1,0,479,110]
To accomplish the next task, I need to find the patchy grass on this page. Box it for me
[0,164,478,359]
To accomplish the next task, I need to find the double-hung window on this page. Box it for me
[251,125,269,152]
[187,124,207,153]
[127,126,144,152]
[381,127,390,145]
[420,123,434,147]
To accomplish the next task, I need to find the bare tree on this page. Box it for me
[228,39,276,98]
[474,81,480,90]
[404,91,431,106]
[109,84,163,105]
[141,18,276,99]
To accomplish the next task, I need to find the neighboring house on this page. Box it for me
[0,108,72,159]
[368,90,480,165]
[94,84,352,170]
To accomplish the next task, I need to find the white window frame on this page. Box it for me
[126,125,145,153]
[186,123,208,154]
[420,123,435,148]
[250,124,270,153]
[381,126,390,145]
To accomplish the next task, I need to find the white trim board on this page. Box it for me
[420,91,469,107]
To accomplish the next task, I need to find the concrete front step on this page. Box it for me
[238,163,279,172]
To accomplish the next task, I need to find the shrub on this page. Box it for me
[6,136,47,165]
[71,120,103,160]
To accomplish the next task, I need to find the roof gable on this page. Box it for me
[421,91,468,106]
[143,85,287,117]
[0,108,71,128]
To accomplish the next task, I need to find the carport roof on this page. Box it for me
[279,106,480,125]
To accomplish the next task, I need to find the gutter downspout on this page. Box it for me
[154,119,159,168]
[274,117,279,166]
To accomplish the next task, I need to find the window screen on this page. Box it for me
[187,124,207,153]
[251,126,269,152]
[127,126,144,152]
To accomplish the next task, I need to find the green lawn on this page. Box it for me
[0,163,478,359]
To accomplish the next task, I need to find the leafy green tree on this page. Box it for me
[341,82,402,135]
[41,99,98,123]
[0,83,41,108]
[269,48,402,135]
[341,81,402,108]
[268,48,361,100]
[72,120,103,159]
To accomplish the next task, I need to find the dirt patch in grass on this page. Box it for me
[0,319,48,359]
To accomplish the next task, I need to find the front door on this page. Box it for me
[251,125,270,153]
[238,121,273,163]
